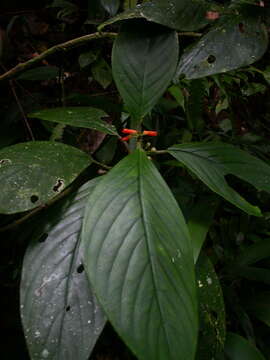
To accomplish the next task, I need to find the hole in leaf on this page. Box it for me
[30,195,39,203]
[66,305,71,312]
[38,233,48,243]
[207,55,216,64]
[0,159,11,166]
[53,179,64,192]
[77,264,84,273]
[238,23,245,33]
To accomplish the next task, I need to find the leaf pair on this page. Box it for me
[22,149,199,360]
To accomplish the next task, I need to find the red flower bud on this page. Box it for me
[122,128,138,134]
[206,11,220,20]
[121,135,132,141]
[143,131,158,137]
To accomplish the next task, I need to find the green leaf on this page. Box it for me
[245,291,270,327]
[21,179,106,360]
[237,239,270,266]
[196,254,226,360]
[91,58,112,89]
[188,196,219,262]
[28,107,117,135]
[0,141,91,214]
[99,0,218,32]
[224,332,266,360]
[82,149,198,360]
[101,0,120,15]
[78,51,98,68]
[112,22,178,125]
[168,142,270,216]
[17,66,59,81]
[176,16,268,80]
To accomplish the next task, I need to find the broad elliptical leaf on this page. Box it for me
[82,149,198,360]
[20,179,106,360]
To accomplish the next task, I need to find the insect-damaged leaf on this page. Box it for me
[0,141,91,214]
[82,149,198,360]
[20,179,106,360]
[29,107,117,135]
[168,142,270,216]
[175,16,268,80]
[112,21,178,125]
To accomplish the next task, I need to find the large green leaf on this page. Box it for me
[20,179,106,360]
[168,142,270,216]
[29,107,117,135]
[176,16,268,80]
[82,149,198,360]
[196,254,226,360]
[99,0,218,32]
[224,332,266,360]
[112,22,178,125]
[0,141,91,214]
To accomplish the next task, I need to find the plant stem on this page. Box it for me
[0,32,117,82]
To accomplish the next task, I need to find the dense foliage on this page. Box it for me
[1,0,270,359]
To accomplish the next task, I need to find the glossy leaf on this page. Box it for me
[168,142,270,216]
[82,149,198,360]
[196,254,226,360]
[176,16,268,80]
[101,0,120,15]
[224,332,266,360]
[99,0,218,32]
[29,107,117,135]
[20,179,106,360]
[0,141,91,214]
[188,196,219,262]
[112,22,178,124]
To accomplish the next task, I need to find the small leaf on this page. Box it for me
[112,21,178,124]
[101,0,120,16]
[29,107,117,135]
[196,254,226,360]
[91,58,112,89]
[168,142,270,216]
[237,239,270,266]
[0,141,91,214]
[224,332,266,360]
[17,66,59,81]
[78,51,98,68]
[175,16,268,80]
[21,179,106,360]
[99,0,218,32]
[82,149,198,360]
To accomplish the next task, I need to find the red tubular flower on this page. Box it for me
[122,128,138,134]
[143,130,158,137]
[121,135,132,141]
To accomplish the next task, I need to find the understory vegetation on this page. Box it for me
[1,0,270,359]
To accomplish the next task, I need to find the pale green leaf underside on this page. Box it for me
[29,107,117,135]
[176,17,268,80]
[112,22,178,123]
[82,149,198,360]
[169,142,270,216]
[0,141,91,214]
[21,179,106,360]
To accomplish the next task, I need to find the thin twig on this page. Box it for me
[91,159,112,170]
[178,32,202,37]
[9,79,35,140]
[0,32,117,82]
